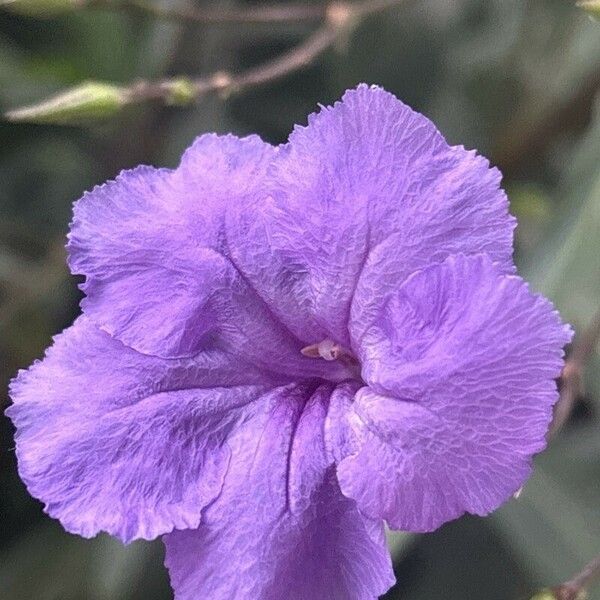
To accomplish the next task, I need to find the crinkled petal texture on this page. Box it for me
[68,134,278,359]
[7,316,286,543]
[66,133,356,383]
[9,332,394,598]
[164,381,394,600]
[337,254,572,532]
[7,85,572,600]
[68,86,516,359]
[226,84,515,348]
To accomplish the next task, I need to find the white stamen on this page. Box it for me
[316,339,341,361]
[300,339,342,361]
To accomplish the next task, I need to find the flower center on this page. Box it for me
[302,338,358,364]
[300,339,344,361]
[300,339,362,382]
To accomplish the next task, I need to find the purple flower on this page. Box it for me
[7,85,571,599]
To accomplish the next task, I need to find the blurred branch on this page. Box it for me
[86,0,327,24]
[553,554,600,600]
[549,307,600,438]
[125,20,348,103]
[127,0,405,102]
[1,0,406,24]
[532,554,600,599]
[4,0,408,124]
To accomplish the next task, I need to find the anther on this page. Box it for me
[301,339,343,361]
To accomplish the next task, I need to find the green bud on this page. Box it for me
[164,77,197,106]
[5,81,126,125]
[0,0,82,17]
[529,590,557,600]
[577,1,600,20]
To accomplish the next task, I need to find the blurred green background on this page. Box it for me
[1,1,599,599]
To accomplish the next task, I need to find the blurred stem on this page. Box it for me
[550,554,600,599]
[5,0,409,123]
[118,0,406,103]
[85,0,407,25]
[126,25,341,102]
[549,307,600,438]
[86,0,327,24]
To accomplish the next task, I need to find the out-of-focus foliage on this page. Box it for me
[578,0,600,20]
[5,81,127,124]
[0,1,599,599]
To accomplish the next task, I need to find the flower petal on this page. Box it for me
[338,254,571,532]
[164,381,394,600]
[227,84,514,347]
[68,134,275,358]
[6,317,282,543]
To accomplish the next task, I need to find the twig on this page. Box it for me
[551,554,600,600]
[4,0,408,123]
[549,307,600,439]
[86,0,327,25]
[123,0,407,104]
[85,0,407,26]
